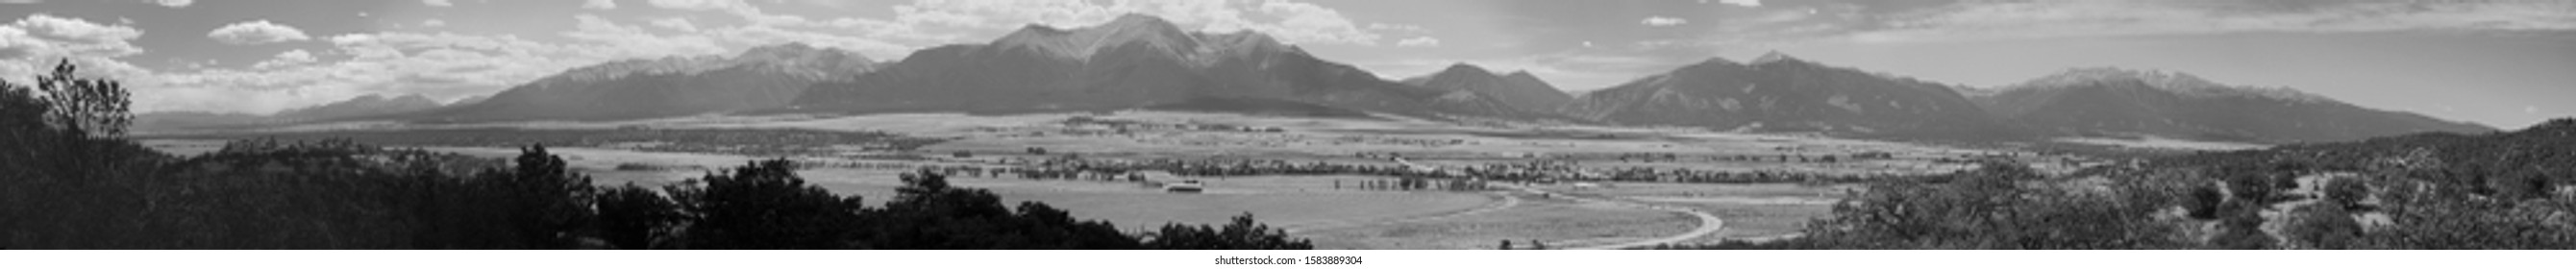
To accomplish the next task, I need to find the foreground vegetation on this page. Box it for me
[0,61,1309,249]
[1655,118,2576,249]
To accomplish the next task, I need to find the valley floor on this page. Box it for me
[137,110,2078,249]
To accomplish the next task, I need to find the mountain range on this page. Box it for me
[400,42,878,122]
[1404,63,1573,114]
[1561,53,2010,140]
[133,93,455,133]
[138,13,2497,145]
[789,14,1535,119]
[1973,67,2493,143]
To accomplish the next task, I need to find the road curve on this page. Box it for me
[1281,190,1523,232]
[1499,183,1725,250]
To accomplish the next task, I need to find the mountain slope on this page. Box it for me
[274,93,442,121]
[1410,63,1573,114]
[1562,53,2008,140]
[792,14,1534,120]
[134,94,453,133]
[1978,67,2493,143]
[406,42,877,122]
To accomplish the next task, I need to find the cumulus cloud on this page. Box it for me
[13,13,144,43]
[1367,23,1425,33]
[0,14,150,80]
[583,0,616,10]
[1642,16,1688,27]
[250,49,315,69]
[156,0,191,8]
[1395,37,1439,47]
[145,32,595,113]
[208,20,310,45]
[650,17,698,32]
[1842,1,2576,43]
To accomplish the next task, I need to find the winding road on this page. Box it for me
[1281,190,1524,232]
[1493,183,1728,250]
[1302,158,1728,249]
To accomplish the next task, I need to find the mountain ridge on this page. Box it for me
[1563,53,2012,140]
[1408,63,1573,114]
[791,13,1539,120]
[398,42,879,122]
[1976,67,2493,143]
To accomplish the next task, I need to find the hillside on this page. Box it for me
[403,42,877,122]
[1409,63,1573,114]
[1977,67,2493,143]
[1561,53,2009,140]
[792,14,1536,120]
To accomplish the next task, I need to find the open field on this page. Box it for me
[1294,191,1698,250]
[135,110,2034,249]
[1536,183,1848,243]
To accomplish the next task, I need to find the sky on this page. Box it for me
[0,0,2569,128]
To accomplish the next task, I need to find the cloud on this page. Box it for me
[889,0,1399,45]
[650,17,698,32]
[583,0,616,10]
[1642,16,1688,27]
[2529,106,2541,113]
[1367,22,1425,33]
[144,32,597,114]
[421,19,446,27]
[250,49,315,69]
[0,14,150,81]
[208,20,311,45]
[12,13,144,42]
[1716,0,1759,8]
[1840,1,2576,43]
[423,0,452,7]
[1395,37,1439,47]
[155,0,191,8]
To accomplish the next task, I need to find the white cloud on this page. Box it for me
[250,49,315,69]
[1717,0,1759,8]
[2529,106,2540,113]
[421,19,446,27]
[0,14,150,81]
[650,17,698,32]
[423,0,452,7]
[583,0,616,10]
[646,0,760,13]
[1395,37,1439,47]
[143,32,594,114]
[1367,22,1424,33]
[12,13,143,43]
[1845,1,2576,43]
[155,0,192,8]
[208,20,311,45]
[1642,16,1688,27]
